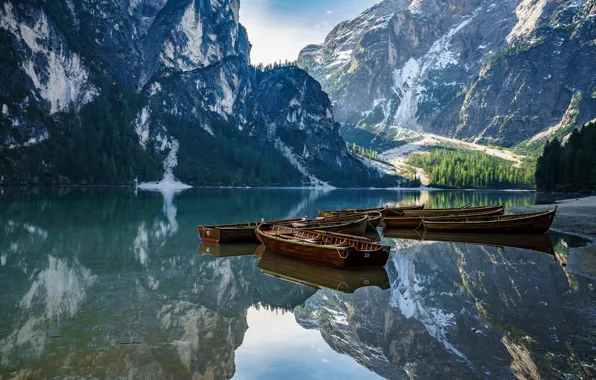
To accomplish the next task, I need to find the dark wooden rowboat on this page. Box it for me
[402,204,504,217]
[318,204,424,218]
[198,242,260,258]
[198,218,303,243]
[286,214,369,237]
[312,211,383,232]
[255,224,391,269]
[257,250,390,293]
[422,208,557,233]
[384,207,505,229]
[382,229,555,255]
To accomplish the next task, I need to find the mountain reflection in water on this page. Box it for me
[0,188,594,379]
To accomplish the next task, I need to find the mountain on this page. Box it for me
[298,0,596,151]
[0,0,401,187]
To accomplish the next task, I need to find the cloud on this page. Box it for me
[240,0,379,65]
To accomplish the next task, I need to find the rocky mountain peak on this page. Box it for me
[299,0,596,150]
[0,0,399,187]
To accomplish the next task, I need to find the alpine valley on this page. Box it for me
[0,0,402,187]
[299,0,596,184]
[2,0,596,189]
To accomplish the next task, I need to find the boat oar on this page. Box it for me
[313,230,370,241]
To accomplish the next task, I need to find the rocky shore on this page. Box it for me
[509,196,596,238]
[510,196,596,277]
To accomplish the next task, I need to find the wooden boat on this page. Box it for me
[367,211,384,230]
[198,218,303,243]
[255,224,391,269]
[198,242,260,258]
[312,211,383,232]
[257,250,390,293]
[402,204,504,217]
[384,207,505,229]
[382,229,555,255]
[422,208,557,233]
[318,204,424,218]
[198,212,374,243]
[285,214,369,237]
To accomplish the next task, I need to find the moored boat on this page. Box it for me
[286,214,369,236]
[422,208,557,233]
[198,218,303,243]
[315,210,383,231]
[257,250,390,293]
[255,224,391,269]
[318,204,424,218]
[402,204,504,217]
[384,207,505,229]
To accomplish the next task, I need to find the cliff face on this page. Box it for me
[0,0,388,186]
[299,0,596,149]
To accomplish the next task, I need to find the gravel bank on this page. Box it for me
[510,196,596,277]
[509,196,596,238]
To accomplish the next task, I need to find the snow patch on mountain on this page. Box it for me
[386,7,481,128]
[138,139,191,190]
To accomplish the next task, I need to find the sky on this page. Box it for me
[240,0,379,65]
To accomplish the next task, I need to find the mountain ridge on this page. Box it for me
[298,0,596,152]
[0,0,403,187]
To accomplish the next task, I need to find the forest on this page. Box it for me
[408,149,535,189]
[535,121,596,192]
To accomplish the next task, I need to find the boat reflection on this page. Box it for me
[257,248,390,294]
[198,242,260,258]
[383,228,556,256]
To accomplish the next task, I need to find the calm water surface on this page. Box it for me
[1,188,595,379]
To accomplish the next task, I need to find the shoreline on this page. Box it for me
[510,196,596,278]
[0,184,539,191]
[509,196,596,239]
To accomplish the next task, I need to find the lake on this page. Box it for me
[1,188,595,379]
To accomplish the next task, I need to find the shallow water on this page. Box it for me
[0,188,594,379]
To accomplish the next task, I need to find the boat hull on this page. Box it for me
[318,205,423,218]
[423,209,557,233]
[256,225,390,269]
[384,208,505,229]
[302,216,368,236]
[403,205,504,217]
[198,218,303,243]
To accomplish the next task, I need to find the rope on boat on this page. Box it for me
[414,218,425,232]
[336,282,349,291]
[335,246,349,259]
[366,217,376,230]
